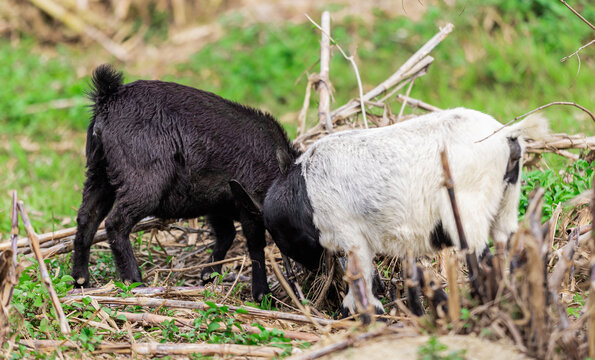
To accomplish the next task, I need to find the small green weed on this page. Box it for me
[519,159,593,220]
[418,336,467,360]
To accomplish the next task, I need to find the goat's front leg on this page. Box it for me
[239,213,270,302]
[340,245,384,323]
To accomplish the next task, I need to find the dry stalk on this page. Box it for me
[21,339,287,357]
[61,294,336,326]
[187,218,199,246]
[589,179,595,358]
[526,134,595,153]
[318,11,333,133]
[330,23,453,122]
[445,250,460,323]
[396,77,416,121]
[305,13,368,128]
[396,94,442,112]
[561,38,595,63]
[266,249,326,331]
[297,74,319,136]
[5,217,168,254]
[440,148,484,302]
[559,0,595,30]
[17,202,71,335]
[114,310,319,342]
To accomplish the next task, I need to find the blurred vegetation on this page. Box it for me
[0,0,593,236]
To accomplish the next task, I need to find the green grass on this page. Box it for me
[1,0,594,237]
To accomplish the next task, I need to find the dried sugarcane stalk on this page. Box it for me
[20,339,287,357]
[187,218,199,245]
[1,217,167,253]
[4,191,19,305]
[294,24,450,145]
[61,294,336,326]
[526,134,595,154]
[266,249,326,331]
[445,250,460,323]
[330,23,453,122]
[21,218,170,257]
[440,148,485,302]
[67,284,210,297]
[114,310,319,342]
[396,94,442,112]
[17,202,71,335]
[589,179,595,359]
[318,11,333,133]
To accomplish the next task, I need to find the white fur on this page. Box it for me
[297,108,547,313]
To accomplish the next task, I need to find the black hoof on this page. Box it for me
[71,269,91,288]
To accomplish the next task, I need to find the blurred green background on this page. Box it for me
[0,0,593,236]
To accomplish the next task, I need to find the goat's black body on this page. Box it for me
[71,65,298,301]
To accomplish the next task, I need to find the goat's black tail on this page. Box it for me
[87,64,124,105]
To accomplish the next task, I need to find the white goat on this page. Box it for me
[298,108,547,313]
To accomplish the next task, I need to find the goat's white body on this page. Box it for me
[297,108,543,312]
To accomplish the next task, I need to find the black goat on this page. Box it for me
[71,64,300,301]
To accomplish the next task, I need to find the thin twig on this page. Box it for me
[559,0,595,30]
[221,255,246,302]
[476,101,595,143]
[297,75,318,136]
[396,77,416,121]
[18,202,71,335]
[561,38,595,63]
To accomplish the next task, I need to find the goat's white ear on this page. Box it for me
[276,148,291,175]
[229,179,262,214]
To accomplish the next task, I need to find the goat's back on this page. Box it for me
[90,79,296,218]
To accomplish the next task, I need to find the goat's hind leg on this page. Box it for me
[105,193,157,285]
[201,214,236,282]
[71,176,115,287]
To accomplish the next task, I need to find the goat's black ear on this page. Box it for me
[276,148,292,175]
[229,180,262,215]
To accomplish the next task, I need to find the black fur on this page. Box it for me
[504,137,521,184]
[262,163,325,271]
[71,65,299,301]
[430,221,453,250]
